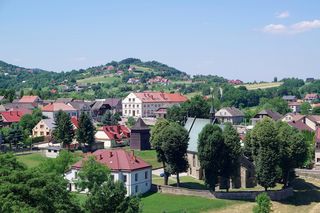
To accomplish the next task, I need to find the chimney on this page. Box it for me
[99,154,103,160]
[131,150,135,160]
[109,151,113,158]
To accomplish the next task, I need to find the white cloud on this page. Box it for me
[276,11,290,19]
[261,19,320,34]
[262,24,287,34]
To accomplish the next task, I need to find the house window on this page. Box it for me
[317,158,320,163]
[111,175,114,181]
[145,171,148,179]
[133,98,135,102]
[125,104,127,108]
[135,185,138,193]
[48,150,52,152]
[135,173,138,182]
[137,110,139,114]
[129,98,131,102]
[34,131,37,135]
[40,132,44,136]
[123,175,127,183]
[137,104,139,108]
[129,110,131,114]
[40,125,44,128]
[125,110,127,114]
[46,132,49,136]
[75,171,78,179]
[129,104,131,107]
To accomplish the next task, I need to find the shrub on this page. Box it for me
[253,192,272,213]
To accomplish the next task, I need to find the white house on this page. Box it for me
[122,92,188,118]
[45,146,62,158]
[41,103,78,119]
[94,125,130,148]
[65,149,152,196]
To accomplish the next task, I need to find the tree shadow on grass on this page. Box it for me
[278,177,320,206]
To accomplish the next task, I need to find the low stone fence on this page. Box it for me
[152,184,293,201]
[295,169,320,180]
[213,188,293,201]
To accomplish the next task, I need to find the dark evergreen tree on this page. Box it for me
[77,113,95,150]
[53,110,75,150]
[7,124,23,150]
[198,124,224,191]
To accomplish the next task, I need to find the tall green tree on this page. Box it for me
[84,181,141,213]
[53,110,75,150]
[300,102,312,115]
[221,123,242,191]
[77,156,110,192]
[276,122,308,187]
[77,113,95,150]
[6,124,24,150]
[253,192,272,213]
[198,124,225,191]
[161,122,189,186]
[250,118,281,191]
[150,119,171,185]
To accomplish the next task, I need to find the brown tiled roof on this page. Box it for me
[42,103,76,112]
[19,96,40,103]
[134,92,188,103]
[256,109,282,120]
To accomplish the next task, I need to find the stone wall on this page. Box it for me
[152,184,293,201]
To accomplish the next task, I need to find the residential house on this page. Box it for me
[304,93,319,103]
[91,101,112,121]
[68,101,92,117]
[32,118,55,138]
[184,117,256,188]
[306,78,315,83]
[18,95,42,107]
[215,107,245,125]
[315,128,320,169]
[122,92,188,118]
[282,95,297,102]
[0,105,6,112]
[304,115,320,131]
[127,78,140,84]
[251,109,282,125]
[42,103,78,119]
[95,125,130,148]
[65,149,152,195]
[0,110,29,126]
[4,103,34,112]
[104,98,122,114]
[116,70,124,76]
[228,79,243,85]
[288,102,301,113]
[147,76,170,85]
[282,113,318,132]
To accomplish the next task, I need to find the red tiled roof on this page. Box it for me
[288,120,313,132]
[101,125,130,143]
[305,93,319,99]
[134,92,188,103]
[71,116,79,129]
[19,96,40,103]
[0,110,28,123]
[42,103,76,112]
[72,149,151,171]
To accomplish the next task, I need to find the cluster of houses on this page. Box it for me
[1,91,320,195]
[283,93,320,113]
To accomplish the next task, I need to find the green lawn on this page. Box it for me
[141,192,241,213]
[17,153,46,168]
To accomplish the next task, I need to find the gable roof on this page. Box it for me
[4,103,35,111]
[42,103,77,112]
[0,105,6,112]
[216,107,244,117]
[256,109,282,120]
[41,118,56,129]
[91,101,111,111]
[104,98,122,108]
[288,120,313,132]
[0,110,27,123]
[305,93,319,99]
[68,101,91,111]
[0,96,4,101]
[70,116,79,129]
[134,92,188,103]
[72,149,151,171]
[19,96,40,103]
[101,125,130,142]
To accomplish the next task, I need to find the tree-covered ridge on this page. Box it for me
[0,58,190,89]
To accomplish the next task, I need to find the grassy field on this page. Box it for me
[77,75,119,84]
[17,152,46,168]
[236,82,283,90]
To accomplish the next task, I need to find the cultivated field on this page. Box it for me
[236,82,283,90]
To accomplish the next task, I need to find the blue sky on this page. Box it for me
[0,0,319,82]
